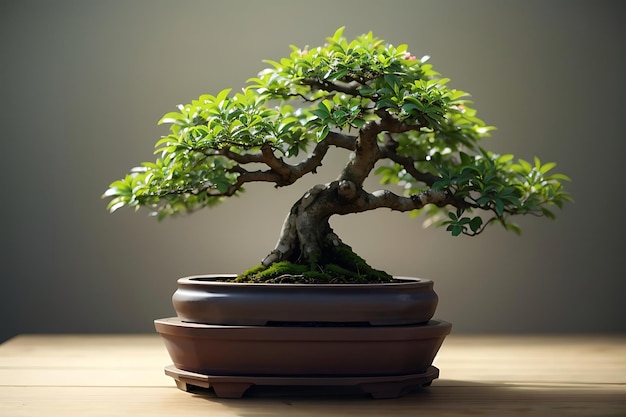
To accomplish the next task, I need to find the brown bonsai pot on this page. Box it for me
[172,275,439,326]
[155,317,450,398]
[155,275,452,398]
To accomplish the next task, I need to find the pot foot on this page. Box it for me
[360,367,439,398]
[164,365,440,399]
[211,382,253,398]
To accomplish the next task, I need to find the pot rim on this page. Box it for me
[177,274,433,288]
[155,317,452,339]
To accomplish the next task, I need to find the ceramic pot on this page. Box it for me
[155,317,451,376]
[155,317,451,398]
[172,275,439,326]
[156,275,451,398]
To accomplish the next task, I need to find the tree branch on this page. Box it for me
[379,135,441,187]
[353,188,455,214]
[376,108,426,133]
[205,132,360,193]
[288,131,356,179]
[302,78,362,96]
[217,148,265,164]
[206,168,284,197]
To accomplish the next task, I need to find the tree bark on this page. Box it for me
[261,179,452,267]
[262,183,337,266]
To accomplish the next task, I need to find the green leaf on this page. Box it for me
[158,112,186,125]
[469,216,483,233]
[540,207,556,220]
[312,101,332,119]
[311,108,331,120]
[458,217,471,225]
[358,86,376,96]
[538,161,557,174]
[496,154,514,164]
[329,26,346,43]
[351,118,366,128]
[316,125,329,141]
[518,158,532,173]
[215,88,232,103]
[106,200,127,213]
[375,98,398,110]
[327,68,350,81]
[495,199,504,216]
[503,222,522,236]
[545,173,571,182]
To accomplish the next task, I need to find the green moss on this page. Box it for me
[236,261,306,282]
[234,243,393,284]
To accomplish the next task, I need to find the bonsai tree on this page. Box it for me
[104,28,570,283]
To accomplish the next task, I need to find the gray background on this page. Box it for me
[2,0,624,343]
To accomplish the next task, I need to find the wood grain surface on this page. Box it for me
[1,334,624,416]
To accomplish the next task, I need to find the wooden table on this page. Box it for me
[0,334,624,416]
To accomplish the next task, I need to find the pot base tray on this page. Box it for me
[164,364,439,399]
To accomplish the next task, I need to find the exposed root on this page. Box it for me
[239,242,393,284]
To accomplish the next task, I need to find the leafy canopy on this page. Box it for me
[104,27,570,236]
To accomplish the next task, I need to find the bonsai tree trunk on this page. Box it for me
[262,181,349,267]
[262,179,450,269]
[263,123,379,267]
[262,123,451,271]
